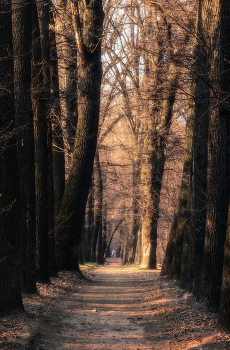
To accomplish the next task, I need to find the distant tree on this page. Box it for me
[102,0,190,268]
[94,151,104,264]
[90,162,100,263]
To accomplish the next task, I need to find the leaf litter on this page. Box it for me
[0,260,230,349]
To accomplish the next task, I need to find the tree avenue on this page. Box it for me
[161,0,230,331]
[1,0,230,333]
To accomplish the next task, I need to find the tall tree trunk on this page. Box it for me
[55,0,104,270]
[179,1,210,293]
[47,119,57,276]
[141,64,179,268]
[12,0,37,293]
[101,197,107,263]
[161,93,195,277]
[219,0,230,314]
[161,4,209,284]
[96,221,103,264]
[32,4,49,282]
[50,10,66,222]
[82,185,94,262]
[95,152,103,264]
[91,151,103,263]
[54,0,78,172]
[90,170,97,263]
[37,0,57,276]
[200,0,230,310]
[139,15,168,268]
[134,145,143,265]
[135,227,142,264]
[128,154,141,264]
[126,4,141,264]
[219,205,230,331]
[49,10,65,275]
[0,0,23,312]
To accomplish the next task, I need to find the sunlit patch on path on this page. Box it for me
[1,258,230,349]
[36,258,230,350]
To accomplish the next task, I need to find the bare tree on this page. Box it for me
[55,0,104,270]
[0,0,24,312]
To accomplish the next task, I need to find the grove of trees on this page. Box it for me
[1,0,230,333]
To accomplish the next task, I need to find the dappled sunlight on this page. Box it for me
[46,260,230,349]
[1,261,230,349]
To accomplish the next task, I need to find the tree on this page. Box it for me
[91,151,103,262]
[37,0,57,276]
[179,0,210,294]
[50,9,66,222]
[0,0,24,312]
[12,0,37,292]
[140,61,180,268]
[82,185,94,262]
[55,0,104,270]
[161,94,194,278]
[200,0,230,310]
[161,0,230,325]
[32,2,50,282]
[161,3,205,283]
[49,10,65,274]
[54,0,78,171]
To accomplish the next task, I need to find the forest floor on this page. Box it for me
[1,258,230,350]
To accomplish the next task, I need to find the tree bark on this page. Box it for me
[32,4,49,282]
[141,64,179,268]
[12,0,37,293]
[50,10,66,222]
[179,1,210,293]
[94,151,104,264]
[82,185,94,262]
[0,0,24,312]
[200,0,230,310]
[90,151,103,263]
[161,92,194,277]
[37,0,57,276]
[135,227,142,264]
[55,0,104,270]
[54,0,78,171]
[128,152,141,264]
[101,202,107,264]
[219,205,230,331]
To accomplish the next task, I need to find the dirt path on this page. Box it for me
[38,258,165,350]
[1,258,230,349]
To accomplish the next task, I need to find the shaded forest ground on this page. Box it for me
[1,259,230,350]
